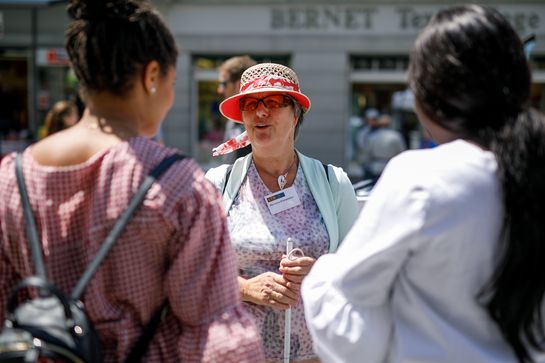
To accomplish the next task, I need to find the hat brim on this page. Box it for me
[219,88,311,123]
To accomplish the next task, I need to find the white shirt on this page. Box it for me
[302,140,545,363]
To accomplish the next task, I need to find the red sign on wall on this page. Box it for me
[46,49,70,66]
[37,48,70,66]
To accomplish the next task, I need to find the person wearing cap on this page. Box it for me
[206,63,359,362]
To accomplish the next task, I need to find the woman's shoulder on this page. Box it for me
[325,163,349,180]
[204,154,252,190]
[205,163,232,190]
[0,153,16,191]
[387,140,495,179]
[376,141,498,209]
[298,152,350,185]
[69,137,209,208]
[205,163,232,179]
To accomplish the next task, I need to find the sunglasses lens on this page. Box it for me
[239,95,292,111]
[263,95,286,109]
[240,98,258,111]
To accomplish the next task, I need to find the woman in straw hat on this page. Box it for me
[206,63,359,362]
[303,5,545,363]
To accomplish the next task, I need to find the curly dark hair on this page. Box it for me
[65,0,178,96]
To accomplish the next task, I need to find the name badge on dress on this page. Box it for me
[264,186,301,215]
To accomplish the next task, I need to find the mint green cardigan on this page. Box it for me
[205,151,359,252]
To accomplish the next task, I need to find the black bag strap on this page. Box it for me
[221,163,234,195]
[124,300,168,363]
[322,163,330,183]
[15,153,47,280]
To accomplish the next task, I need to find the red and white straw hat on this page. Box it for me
[219,63,311,123]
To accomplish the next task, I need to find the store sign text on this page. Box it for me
[271,7,542,34]
[271,7,378,30]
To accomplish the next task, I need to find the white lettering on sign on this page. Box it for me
[269,6,543,35]
[271,7,377,30]
[165,4,545,36]
[397,8,433,30]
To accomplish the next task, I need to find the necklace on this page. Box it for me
[276,154,297,190]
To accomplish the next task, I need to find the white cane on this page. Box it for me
[284,238,305,363]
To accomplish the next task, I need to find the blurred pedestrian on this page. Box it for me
[0,0,264,362]
[39,100,79,138]
[303,5,545,363]
[358,112,406,181]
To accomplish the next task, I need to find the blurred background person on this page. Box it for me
[207,63,359,363]
[0,0,264,362]
[38,100,79,139]
[357,112,406,182]
[217,55,256,163]
[303,5,545,363]
[354,108,379,177]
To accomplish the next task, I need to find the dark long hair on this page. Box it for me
[409,5,545,362]
[65,0,178,96]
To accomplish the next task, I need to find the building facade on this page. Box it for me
[2,0,545,177]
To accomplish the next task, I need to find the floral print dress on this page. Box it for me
[228,162,329,362]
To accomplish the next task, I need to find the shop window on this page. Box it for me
[0,48,80,158]
[36,48,81,138]
[530,82,545,111]
[348,53,545,181]
[348,83,422,179]
[352,55,409,71]
[348,55,416,180]
[0,50,29,157]
[530,55,545,71]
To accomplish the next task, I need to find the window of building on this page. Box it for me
[0,49,30,156]
[36,48,80,139]
[348,55,419,180]
[0,47,80,157]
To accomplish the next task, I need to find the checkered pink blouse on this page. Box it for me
[0,137,265,363]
